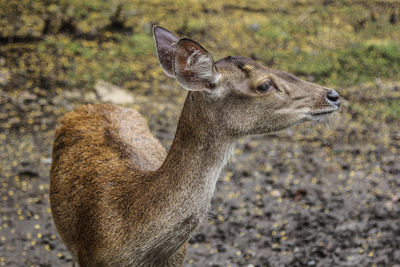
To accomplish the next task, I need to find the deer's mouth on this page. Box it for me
[310,110,336,116]
[307,108,338,121]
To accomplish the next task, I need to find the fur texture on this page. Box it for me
[50,26,340,266]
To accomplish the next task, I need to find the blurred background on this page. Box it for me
[0,0,399,266]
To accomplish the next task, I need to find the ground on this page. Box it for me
[0,0,400,266]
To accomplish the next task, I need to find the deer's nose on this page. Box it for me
[325,89,340,107]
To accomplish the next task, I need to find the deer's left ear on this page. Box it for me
[153,26,180,77]
[173,38,220,91]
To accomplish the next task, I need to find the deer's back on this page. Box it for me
[51,104,166,176]
[49,104,167,264]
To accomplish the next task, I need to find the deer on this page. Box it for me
[50,26,340,267]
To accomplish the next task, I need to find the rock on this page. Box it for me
[249,23,260,31]
[0,69,10,86]
[270,189,282,197]
[18,91,37,102]
[384,201,393,211]
[336,221,365,231]
[95,80,134,104]
[41,158,52,164]
[84,91,97,102]
[64,89,82,100]
[392,193,400,203]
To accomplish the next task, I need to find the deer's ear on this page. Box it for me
[153,26,179,77]
[173,38,220,91]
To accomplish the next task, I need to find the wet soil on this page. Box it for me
[0,81,399,267]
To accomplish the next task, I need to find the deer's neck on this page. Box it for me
[157,93,235,218]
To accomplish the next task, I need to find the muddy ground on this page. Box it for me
[0,79,399,267]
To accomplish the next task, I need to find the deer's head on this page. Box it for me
[153,26,340,136]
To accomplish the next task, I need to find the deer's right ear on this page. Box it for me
[153,26,179,77]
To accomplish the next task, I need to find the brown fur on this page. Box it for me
[50,27,340,266]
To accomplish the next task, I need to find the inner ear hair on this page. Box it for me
[173,38,220,91]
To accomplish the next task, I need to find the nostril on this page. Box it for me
[325,90,340,106]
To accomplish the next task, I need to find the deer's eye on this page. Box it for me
[256,81,272,93]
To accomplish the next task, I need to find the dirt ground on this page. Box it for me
[0,79,399,267]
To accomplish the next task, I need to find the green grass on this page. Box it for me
[286,42,400,86]
[2,0,400,101]
[375,100,400,121]
[37,32,155,88]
